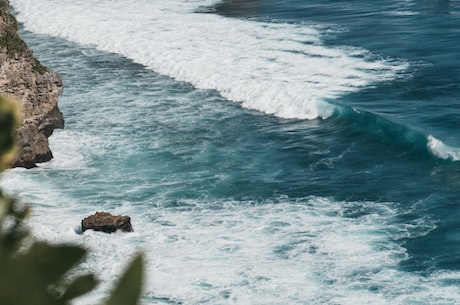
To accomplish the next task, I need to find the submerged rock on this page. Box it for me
[81,212,133,233]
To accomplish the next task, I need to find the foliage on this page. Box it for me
[0,12,47,74]
[32,57,47,74]
[0,95,145,305]
[0,95,19,170]
[0,27,28,57]
[9,11,18,31]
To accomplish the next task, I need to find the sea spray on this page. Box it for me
[427,135,460,161]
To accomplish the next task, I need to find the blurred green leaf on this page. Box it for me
[0,197,29,257]
[61,274,98,301]
[0,250,58,305]
[0,95,19,169]
[105,253,144,305]
[17,242,87,286]
[0,192,13,228]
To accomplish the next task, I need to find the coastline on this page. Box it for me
[3,0,460,304]
[0,0,64,168]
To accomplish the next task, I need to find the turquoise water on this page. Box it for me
[2,0,460,304]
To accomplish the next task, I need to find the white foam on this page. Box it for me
[11,0,407,120]
[37,131,92,170]
[3,171,458,305]
[427,135,460,161]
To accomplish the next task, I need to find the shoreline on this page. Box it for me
[0,0,64,169]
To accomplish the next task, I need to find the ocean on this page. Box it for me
[2,0,460,304]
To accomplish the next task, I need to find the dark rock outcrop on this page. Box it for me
[0,0,64,168]
[81,212,133,233]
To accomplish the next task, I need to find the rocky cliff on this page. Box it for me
[0,0,63,168]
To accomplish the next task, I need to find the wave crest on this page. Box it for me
[427,135,460,161]
[12,0,407,120]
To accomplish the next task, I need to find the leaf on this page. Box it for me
[104,253,144,305]
[0,95,20,169]
[0,198,30,257]
[0,251,58,305]
[0,191,14,225]
[61,274,98,302]
[18,242,87,285]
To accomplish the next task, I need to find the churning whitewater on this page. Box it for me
[11,0,406,119]
[3,0,460,304]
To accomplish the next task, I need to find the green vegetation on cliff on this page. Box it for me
[0,8,47,74]
[0,27,27,56]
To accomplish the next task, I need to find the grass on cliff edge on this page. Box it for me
[0,12,47,74]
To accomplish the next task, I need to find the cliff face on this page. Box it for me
[0,0,63,168]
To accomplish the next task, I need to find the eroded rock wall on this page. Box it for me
[0,0,63,168]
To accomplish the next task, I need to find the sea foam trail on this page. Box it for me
[11,0,406,120]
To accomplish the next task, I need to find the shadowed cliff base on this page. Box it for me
[197,0,263,18]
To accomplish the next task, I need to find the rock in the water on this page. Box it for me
[81,212,133,233]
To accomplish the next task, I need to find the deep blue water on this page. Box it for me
[3,0,460,304]
[211,0,460,273]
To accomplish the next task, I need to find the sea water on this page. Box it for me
[2,0,460,304]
